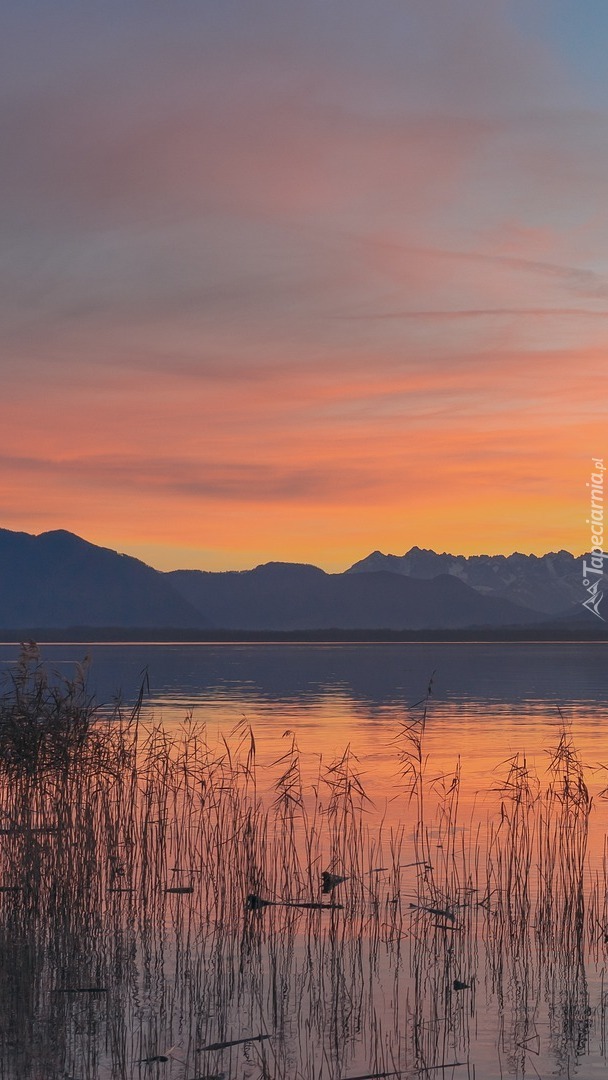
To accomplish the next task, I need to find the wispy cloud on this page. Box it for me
[333,307,608,321]
[1,1,607,567]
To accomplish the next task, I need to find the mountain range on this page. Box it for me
[347,547,583,615]
[0,527,593,632]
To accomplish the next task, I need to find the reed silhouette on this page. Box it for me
[0,648,606,1078]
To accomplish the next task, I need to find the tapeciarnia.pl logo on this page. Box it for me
[581,458,606,620]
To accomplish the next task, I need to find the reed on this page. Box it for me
[0,650,607,1078]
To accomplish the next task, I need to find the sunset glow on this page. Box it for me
[2,1,607,570]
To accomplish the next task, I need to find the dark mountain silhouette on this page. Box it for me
[167,562,546,630]
[0,527,584,631]
[0,528,207,628]
[347,546,583,615]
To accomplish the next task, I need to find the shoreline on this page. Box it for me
[0,626,606,644]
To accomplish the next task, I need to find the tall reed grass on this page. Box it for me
[0,647,606,1079]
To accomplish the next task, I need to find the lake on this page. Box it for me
[2,640,606,816]
[0,641,607,1079]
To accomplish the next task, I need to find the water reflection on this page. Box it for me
[2,643,606,799]
[1,642,606,710]
[0,644,607,1077]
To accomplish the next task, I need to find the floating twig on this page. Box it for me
[409,903,455,923]
[284,900,344,910]
[198,1033,271,1052]
[246,893,342,911]
[340,1071,400,1079]
[412,1064,466,1073]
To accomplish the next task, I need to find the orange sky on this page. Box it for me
[1,2,607,571]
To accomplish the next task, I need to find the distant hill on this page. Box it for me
[167,562,546,631]
[347,546,582,615]
[0,527,590,632]
[0,528,207,628]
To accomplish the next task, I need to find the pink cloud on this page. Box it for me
[1,1,606,566]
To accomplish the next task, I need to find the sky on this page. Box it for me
[1,0,607,572]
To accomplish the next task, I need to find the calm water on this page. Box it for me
[1,641,608,1079]
[2,640,607,806]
